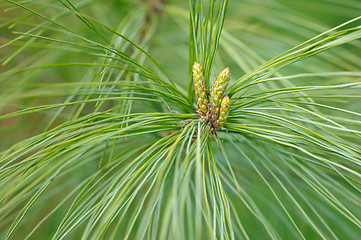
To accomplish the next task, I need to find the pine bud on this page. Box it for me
[217,96,230,128]
[192,62,208,116]
[210,67,230,117]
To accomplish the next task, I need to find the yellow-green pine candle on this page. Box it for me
[217,96,230,128]
[210,67,230,117]
[192,62,208,116]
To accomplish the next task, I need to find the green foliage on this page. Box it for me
[0,0,361,239]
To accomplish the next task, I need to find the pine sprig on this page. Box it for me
[1,0,361,239]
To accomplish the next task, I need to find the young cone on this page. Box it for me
[192,62,208,116]
[210,67,230,117]
[217,96,230,128]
